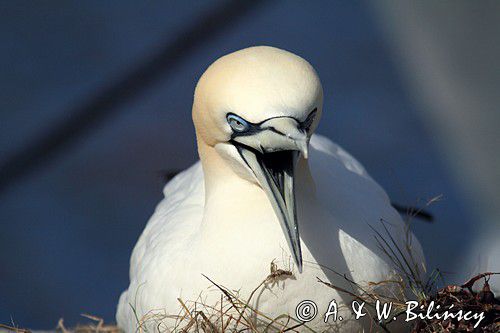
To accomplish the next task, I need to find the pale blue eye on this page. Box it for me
[227,114,250,133]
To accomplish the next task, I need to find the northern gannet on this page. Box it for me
[117,46,424,332]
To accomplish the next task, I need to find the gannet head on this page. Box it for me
[193,46,323,272]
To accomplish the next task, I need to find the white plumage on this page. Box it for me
[117,46,424,332]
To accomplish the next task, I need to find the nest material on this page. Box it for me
[411,273,500,333]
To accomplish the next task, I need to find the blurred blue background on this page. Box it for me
[1,1,498,329]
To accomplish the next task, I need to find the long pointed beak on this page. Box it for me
[232,118,308,273]
[237,147,303,272]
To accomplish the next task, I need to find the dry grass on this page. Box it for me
[129,261,319,333]
[0,315,121,333]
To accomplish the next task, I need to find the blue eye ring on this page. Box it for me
[227,113,250,133]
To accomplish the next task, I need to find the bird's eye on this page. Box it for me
[227,114,250,133]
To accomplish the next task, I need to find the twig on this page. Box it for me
[0,324,31,333]
[57,319,70,333]
[461,272,500,293]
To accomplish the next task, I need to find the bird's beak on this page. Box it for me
[232,117,308,272]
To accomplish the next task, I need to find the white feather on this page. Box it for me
[117,134,424,332]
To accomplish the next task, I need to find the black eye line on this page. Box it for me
[227,107,317,137]
[227,108,316,126]
[267,126,286,136]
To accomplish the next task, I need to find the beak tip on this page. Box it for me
[302,149,308,159]
[297,141,309,159]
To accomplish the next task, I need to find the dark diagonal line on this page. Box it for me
[0,0,267,194]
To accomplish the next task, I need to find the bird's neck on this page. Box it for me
[196,141,271,238]
[197,140,315,223]
[197,140,259,200]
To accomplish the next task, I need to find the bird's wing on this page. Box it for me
[118,162,204,328]
[308,134,426,284]
[310,134,370,179]
[129,161,205,280]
